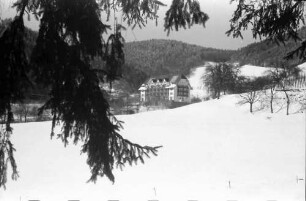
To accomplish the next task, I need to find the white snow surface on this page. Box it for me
[239,65,273,78]
[1,95,305,201]
[298,62,306,74]
[187,62,217,99]
[188,66,208,99]
[187,63,275,100]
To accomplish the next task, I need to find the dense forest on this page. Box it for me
[231,27,306,67]
[123,39,236,91]
[124,39,235,78]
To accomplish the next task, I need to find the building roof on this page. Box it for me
[139,74,190,90]
[165,84,176,89]
[170,75,188,84]
[144,75,187,84]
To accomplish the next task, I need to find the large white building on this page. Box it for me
[138,75,192,104]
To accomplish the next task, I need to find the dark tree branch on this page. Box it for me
[164,0,208,35]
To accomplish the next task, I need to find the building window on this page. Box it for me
[177,86,189,97]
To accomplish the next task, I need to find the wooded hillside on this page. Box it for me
[231,27,306,66]
[125,39,235,77]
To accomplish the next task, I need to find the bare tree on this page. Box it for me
[13,103,31,122]
[268,86,277,113]
[21,104,30,122]
[279,81,292,115]
[265,68,284,113]
[239,90,262,113]
[269,63,301,115]
[203,63,238,99]
[237,77,269,113]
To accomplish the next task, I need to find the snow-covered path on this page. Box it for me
[1,95,305,201]
[188,65,209,99]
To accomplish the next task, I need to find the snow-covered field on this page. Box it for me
[188,65,209,99]
[1,94,305,201]
[239,65,273,78]
[240,63,306,78]
[188,63,275,100]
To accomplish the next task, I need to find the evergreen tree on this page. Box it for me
[227,0,306,61]
[0,8,29,188]
[0,0,208,188]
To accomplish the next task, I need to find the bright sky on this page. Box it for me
[0,0,256,50]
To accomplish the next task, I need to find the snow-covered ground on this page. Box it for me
[188,62,218,99]
[298,62,306,74]
[188,63,275,100]
[188,65,209,99]
[1,94,304,201]
[238,65,273,78]
[240,63,306,78]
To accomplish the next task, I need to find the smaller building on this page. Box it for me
[138,75,192,104]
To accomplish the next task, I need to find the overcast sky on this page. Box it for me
[1,0,257,50]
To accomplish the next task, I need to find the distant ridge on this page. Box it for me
[231,26,306,66]
[124,39,236,77]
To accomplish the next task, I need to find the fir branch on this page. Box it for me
[164,0,208,35]
[0,128,19,189]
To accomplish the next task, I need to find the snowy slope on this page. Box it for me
[188,66,208,99]
[0,95,305,201]
[240,63,306,78]
[188,63,274,100]
[188,66,207,99]
[298,62,306,74]
[239,64,273,78]
[187,62,217,99]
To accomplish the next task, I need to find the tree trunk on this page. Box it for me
[109,81,112,95]
[250,102,253,113]
[286,99,290,116]
[284,91,290,115]
[270,88,274,113]
[270,96,273,114]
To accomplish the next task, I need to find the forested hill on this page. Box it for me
[1,20,235,93]
[124,39,236,76]
[231,27,306,66]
